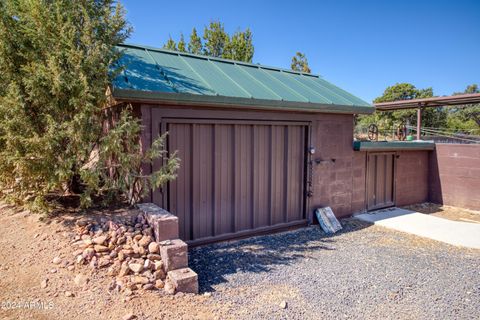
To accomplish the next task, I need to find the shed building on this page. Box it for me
[109,44,432,245]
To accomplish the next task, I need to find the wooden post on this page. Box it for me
[416,107,422,140]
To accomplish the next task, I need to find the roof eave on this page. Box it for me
[111,89,374,115]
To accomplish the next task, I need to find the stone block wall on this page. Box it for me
[137,203,198,294]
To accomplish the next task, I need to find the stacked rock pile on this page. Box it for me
[71,213,175,295]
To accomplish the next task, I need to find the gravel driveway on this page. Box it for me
[190,219,480,319]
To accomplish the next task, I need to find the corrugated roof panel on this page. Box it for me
[240,66,309,102]
[112,44,374,113]
[179,56,251,98]
[117,47,175,92]
[294,76,355,106]
[111,67,128,90]
[211,61,281,101]
[263,70,333,104]
[312,77,370,107]
[146,51,214,95]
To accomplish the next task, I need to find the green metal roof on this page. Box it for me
[112,44,373,114]
[353,141,435,151]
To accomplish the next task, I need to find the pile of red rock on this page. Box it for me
[70,204,198,295]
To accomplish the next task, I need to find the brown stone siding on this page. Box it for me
[429,144,480,210]
[395,151,429,206]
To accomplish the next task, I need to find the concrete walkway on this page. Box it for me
[355,208,480,249]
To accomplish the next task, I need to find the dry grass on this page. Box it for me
[403,202,480,224]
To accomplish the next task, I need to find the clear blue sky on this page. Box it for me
[122,0,480,103]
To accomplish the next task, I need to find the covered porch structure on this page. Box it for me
[374,93,480,140]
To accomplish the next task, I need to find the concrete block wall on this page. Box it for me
[309,113,432,218]
[429,144,480,210]
[310,114,366,218]
[395,151,429,206]
[351,152,367,213]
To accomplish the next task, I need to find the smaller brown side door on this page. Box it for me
[366,152,395,210]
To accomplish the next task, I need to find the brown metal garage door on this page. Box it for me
[366,152,396,210]
[162,119,308,245]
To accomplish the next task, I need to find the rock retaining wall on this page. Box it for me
[72,203,198,296]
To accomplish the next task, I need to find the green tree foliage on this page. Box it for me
[177,34,187,52]
[447,84,480,130]
[0,0,179,212]
[203,21,229,58]
[164,21,254,62]
[464,84,479,94]
[373,83,433,103]
[291,52,311,73]
[188,28,203,54]
[223,29,254,62]
[164,36,177,51]
[358,83,447,130]
[95,108,179,206]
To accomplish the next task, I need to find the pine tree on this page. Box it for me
[291,52,311,73]
[202,21,229,58]
[164,22,254,62]
[0,0,179,212]
[188,28,203,54]
[164,36,177,51]
[224,29,254,62]
[177,34,187,52]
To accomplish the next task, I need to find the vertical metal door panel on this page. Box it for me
[213,125,235,236]
[193,124,214,240]
[252,125,271,228]
[385,154,394,205]
[164,120,307,243]
[376,155,386,205]
[367,153,375,210]
[235,124,254,231]
[287,126,305,222]
[270,125,286,225]
[367,153,395,210]
[167,123,192,240]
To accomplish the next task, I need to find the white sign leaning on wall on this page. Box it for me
[315,207,343,234]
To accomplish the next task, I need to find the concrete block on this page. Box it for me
[167,268,198,294]
[160,239,188,272]
[137,203,179,242]
[353,168,365,178]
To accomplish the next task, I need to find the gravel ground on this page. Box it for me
[1,204,479,320]
[190,219,480,320]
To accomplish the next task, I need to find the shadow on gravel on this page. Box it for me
[190,218,371,292]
